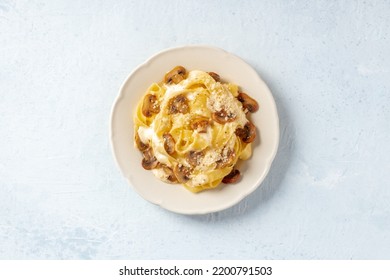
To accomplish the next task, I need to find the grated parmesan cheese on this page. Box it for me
[191,174,208,187]
[207,84,247,127]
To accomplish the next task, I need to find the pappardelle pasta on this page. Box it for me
[134,66,259,193]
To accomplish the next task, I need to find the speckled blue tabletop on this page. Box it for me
[1,0,390,259]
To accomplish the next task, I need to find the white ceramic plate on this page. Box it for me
[110,45,279,214]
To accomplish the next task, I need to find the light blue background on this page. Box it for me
[1,0,389,259]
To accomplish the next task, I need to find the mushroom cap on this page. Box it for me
[216,148,236,169]
[187,150,204,167]
[222,169,241,184]
[142,94,160,117]
[237,92,259,113]
[141,147,158,170]
[173,164,191,183]
[163,133,175,155]
[161,165,178,183]
[164,66,187,84]
[235,121,256,143]
[207,72,220,82]
[190,116,210,133]
[168,94,190,114]
[135,132,149,151]
[212,109,237,124]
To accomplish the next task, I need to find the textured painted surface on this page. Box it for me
[1,0,390,259]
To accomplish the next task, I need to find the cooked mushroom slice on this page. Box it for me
[173,164,191,183]
[164,66,187,84]
[141,147,158,170]
[237,92,259,113]
[163,133,175,155]
[190,116,209,133]
[187,150,204,167]
[161,165,178,183]
[142,94,160,117]
[168,94,189,114]
[216,148,236,169]
[212,109,237,124]
[235,121,256,143]
[135,132,148,151]
[207,72,220,82]
[222,169,240,184]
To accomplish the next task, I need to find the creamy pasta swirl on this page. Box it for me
[134,67,258,192]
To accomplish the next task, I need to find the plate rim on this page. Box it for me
[110,44,280,214]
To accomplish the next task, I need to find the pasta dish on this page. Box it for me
[134,66,258,192]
